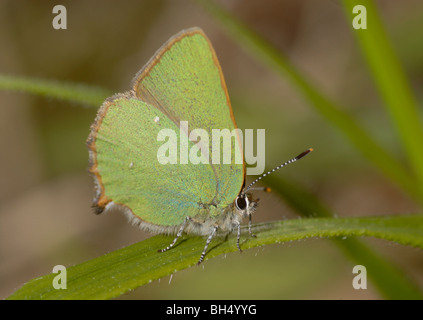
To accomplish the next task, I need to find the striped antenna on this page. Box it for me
[241,148,313,195]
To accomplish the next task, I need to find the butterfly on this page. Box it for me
[87,27,312,264]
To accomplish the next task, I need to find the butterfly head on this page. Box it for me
[234,193,258,219]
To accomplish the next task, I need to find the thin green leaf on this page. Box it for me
[193,0,421,201]
[8,214,423,300]
[0,74,111,107]
[341,0,423,198]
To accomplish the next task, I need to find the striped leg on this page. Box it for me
[197,225,218,265]
[158,216,191,253]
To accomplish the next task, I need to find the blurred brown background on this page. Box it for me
[1,0,422,299]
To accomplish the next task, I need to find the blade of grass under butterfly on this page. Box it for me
[341,0,423,199]
[0,74,111,107]
[266,175,423,299]
[193,0,421,201]
[7,214,423,300]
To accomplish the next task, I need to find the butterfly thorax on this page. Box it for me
[184,193,258,235]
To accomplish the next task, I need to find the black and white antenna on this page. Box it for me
[241,148,313,196]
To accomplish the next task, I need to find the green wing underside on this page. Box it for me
[96,98,242,226]
[95,28,244,226]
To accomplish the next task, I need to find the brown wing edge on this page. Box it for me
[86,91,187,234]
[86,91,134,214]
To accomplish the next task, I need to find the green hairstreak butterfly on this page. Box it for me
[87,27,312,264]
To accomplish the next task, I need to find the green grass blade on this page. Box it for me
[8,214,423,300]
[0,74,111,107]
[194,0,421,200]
[341,0,423,200]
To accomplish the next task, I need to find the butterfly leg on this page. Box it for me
[197,225,218,265]
[158,216,191,253]
[248,214,256,238]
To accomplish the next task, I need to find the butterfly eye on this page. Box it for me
[235,195,248,211]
